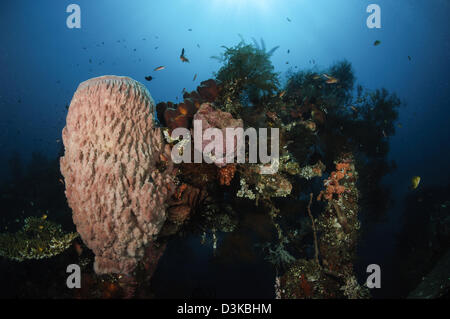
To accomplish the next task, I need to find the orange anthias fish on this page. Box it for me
[180,48,189,63]
[279,91,286,98]
[154,66,165,71]
[323,74,339,84]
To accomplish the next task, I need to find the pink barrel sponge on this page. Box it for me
[60,75,174,275]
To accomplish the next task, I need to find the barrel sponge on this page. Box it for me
[60,75,174,275]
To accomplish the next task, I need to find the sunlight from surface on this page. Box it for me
[209,0,274,15]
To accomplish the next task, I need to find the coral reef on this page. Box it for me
[60,75,175,275]
[316,154,361,275]
[317,161,352,201]
[0,217,78,261]
[166,183,206,225]
[193,103,244,167]
[297,161,326,180]
[212,38,279,107]
[279,154,369,299]
[218,164,237,186]
[156,79,221,131]
[0,37,408,298]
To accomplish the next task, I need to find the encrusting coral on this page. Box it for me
[218,164,237,186]
[0,217,78,262]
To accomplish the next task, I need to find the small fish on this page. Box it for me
[197,44,200,48]
[323,74,339,84]
[382,130,387,138]
[313,74,321,80]
[58,178,65,185]
[154,66,165,71]
[287,49,290,54]
[155,46,159,50]
[350,106,358,112]
[188,28,192,31]
[193,74,197,81]
[408,56,412,61]
[38,225,44,230]
[41,214,47,220]
[145,76,153,81]
[411,176,421,189]
[286,17,291,22]
[279,91,286,98]
[38,247,43,252]
[180,48,189,63]
[374,40,381,46]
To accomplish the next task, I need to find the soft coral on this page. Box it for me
[317,162,350,201]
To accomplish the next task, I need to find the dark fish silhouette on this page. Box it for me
[145,76,153,81]
[286,17,291,22]
[180,48,189,62]
[374,40,381,46]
